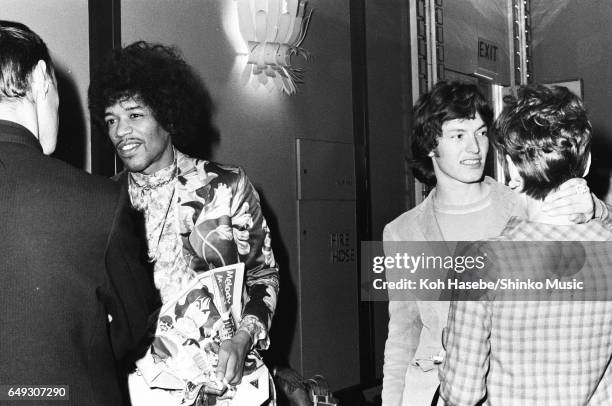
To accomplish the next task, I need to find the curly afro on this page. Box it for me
[88,41,216,155]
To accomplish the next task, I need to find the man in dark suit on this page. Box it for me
[0,21,159,405]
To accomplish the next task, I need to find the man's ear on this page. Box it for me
[583,152,591,177]
[30,60,51,99]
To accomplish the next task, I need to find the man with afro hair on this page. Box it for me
[89,41,279,405]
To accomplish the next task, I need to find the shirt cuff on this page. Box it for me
[238,315,269,350]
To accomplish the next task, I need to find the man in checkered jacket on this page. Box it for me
[439,84,612,405]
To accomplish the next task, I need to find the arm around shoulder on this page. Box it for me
[593,194,612,227]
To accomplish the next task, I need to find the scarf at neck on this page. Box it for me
[128,157,178,211]
[127,156,194,302]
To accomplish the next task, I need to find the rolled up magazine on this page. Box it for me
[136,263,270,405]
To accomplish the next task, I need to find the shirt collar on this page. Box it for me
[129,153,178,189]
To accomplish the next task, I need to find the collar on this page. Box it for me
[416,176,518,241]
[117,149,217,193]
[175,149,218,192]
[0,120,43,152]
[433,183,492,214]
[129,150,178,190]
[416,190,445,241]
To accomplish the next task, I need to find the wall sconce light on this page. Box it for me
[235,0,313,95]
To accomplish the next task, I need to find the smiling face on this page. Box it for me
[431,113,489,187]
[104,96,173,175]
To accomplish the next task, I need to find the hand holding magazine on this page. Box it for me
[136,263,272,405]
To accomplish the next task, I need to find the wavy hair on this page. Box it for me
[494,84,591,200]
[410,81,493,186]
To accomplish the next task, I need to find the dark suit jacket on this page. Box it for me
[0,120,159,405]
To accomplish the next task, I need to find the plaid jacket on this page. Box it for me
[440,217,612,406]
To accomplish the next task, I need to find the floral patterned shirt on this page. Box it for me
[127,150,279,348]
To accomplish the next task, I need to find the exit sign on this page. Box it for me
[477,37,500,75]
